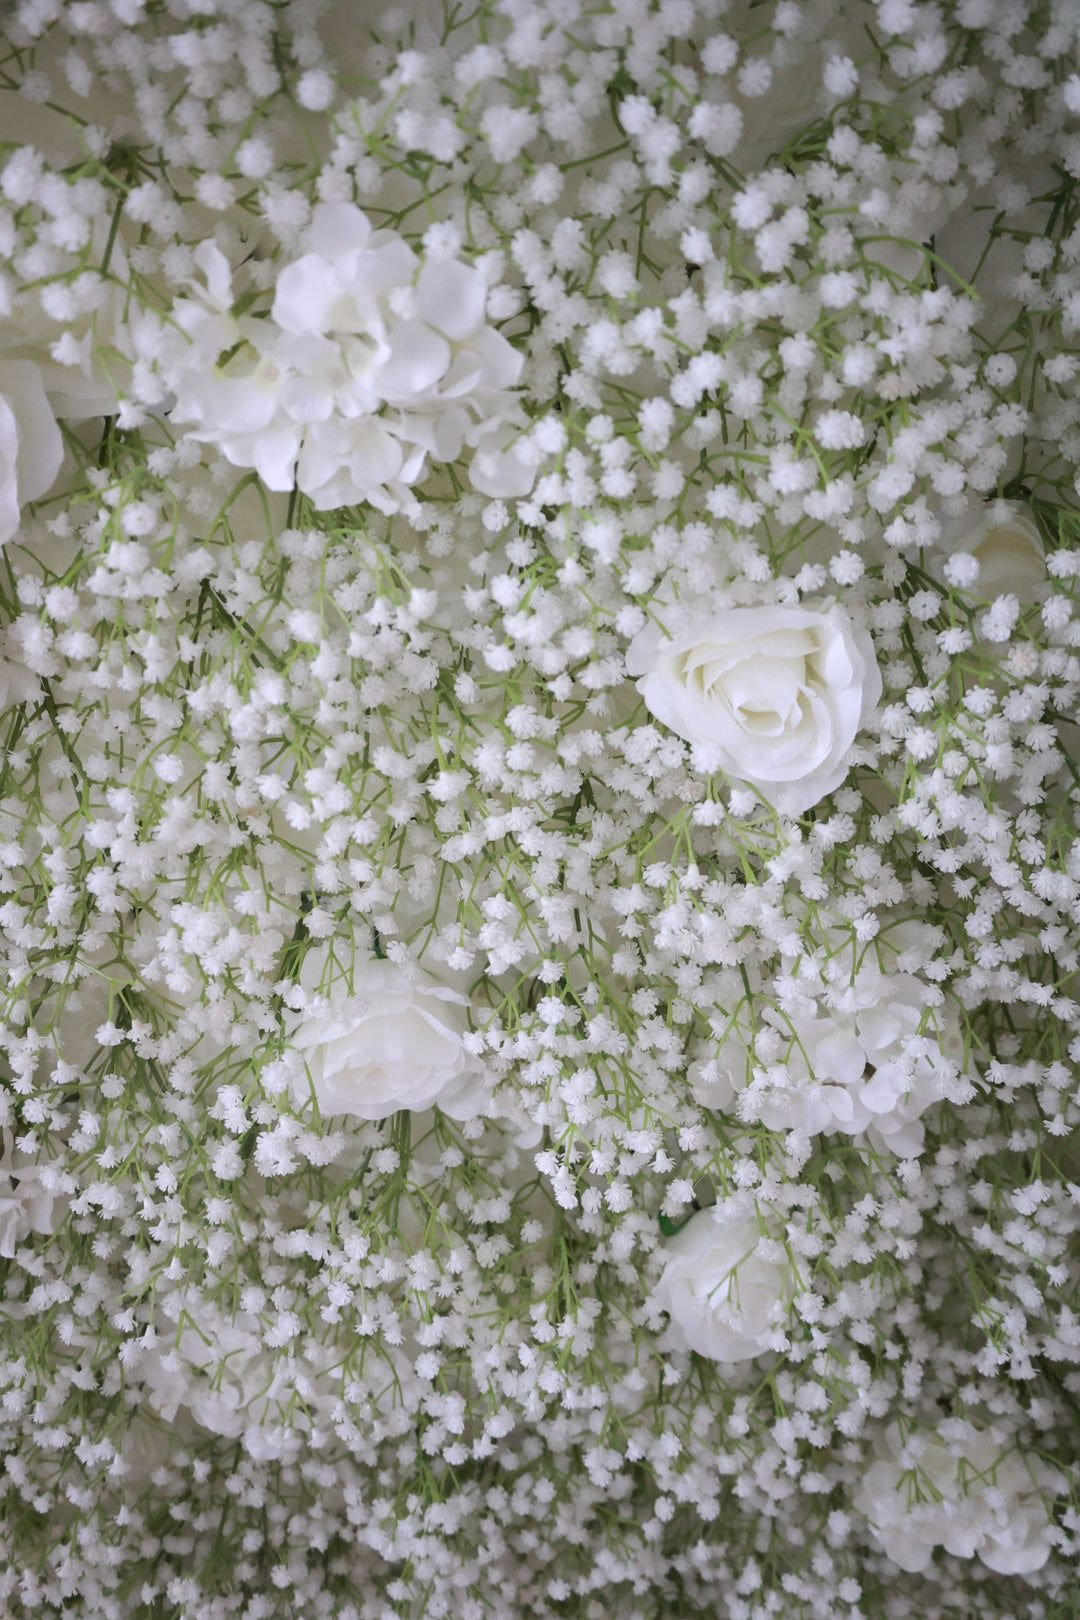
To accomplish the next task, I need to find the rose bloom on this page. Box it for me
[289,957,489,1121]
[0,358,63,546]
[855,1423,1053,1576]
[626,603,880,815]
[653,1205,801,1362]
[938,498,1045,600]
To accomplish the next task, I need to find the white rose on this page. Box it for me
[855,1423,1053,1577]
[289,957,489,1121]
[626,604,880,816]
[0,358,64,546]
[652,1205,801,1362]
[937,498,1045,601]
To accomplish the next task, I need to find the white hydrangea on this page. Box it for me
[140,1297,424,1463]
[694,938,965,1155]
[140,1301,326,1462]
[855,1423,1054,1576]
[0,1129,68,1259]
[160,204,533,513]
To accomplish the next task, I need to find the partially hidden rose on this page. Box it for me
[626,604,881,816]
[938,498,1045,601]
[652,1204,802,1363]
[288,957,489,1121]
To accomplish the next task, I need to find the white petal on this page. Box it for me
[415,259,488,341]
[374,321,451,400]
[0,359,63,507]
[272,255,343,336]
[0,395,21,546]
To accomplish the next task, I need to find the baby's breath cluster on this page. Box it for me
[1,0,1080,1616]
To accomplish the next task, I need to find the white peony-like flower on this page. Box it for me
[626,604,880,816]
[652,1205,802,1362]
[141,1296,425,1463]
[289,956,490,1122]
[723,974,962,1158]
[163,204,532,513]
[141,1304,323,1462]
[0,1130,68,1260]
[937,498,1046,601]
[0,358,64,546]
[855,1423,1054,1576]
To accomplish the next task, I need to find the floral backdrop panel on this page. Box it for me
[1,1,1080,1617]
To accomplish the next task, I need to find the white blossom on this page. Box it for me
[0,358,63,545]
[626,604,881,815]
[0,1130,67,1259]
[652,1205,802,1363]
[936,499,1046,601]
[161,205,529,513]
[288,956,490,1121]
[704,942,965,1155]
[855,1424,1054,1576]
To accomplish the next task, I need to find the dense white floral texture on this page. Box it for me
[288,958,490,1121]
[2,0,1080,1613]
[0,358,62,545]
[855,1424,1054,1577]
[160,204,531,513]
[626,605,881,815]
[652,1205,802,1362]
